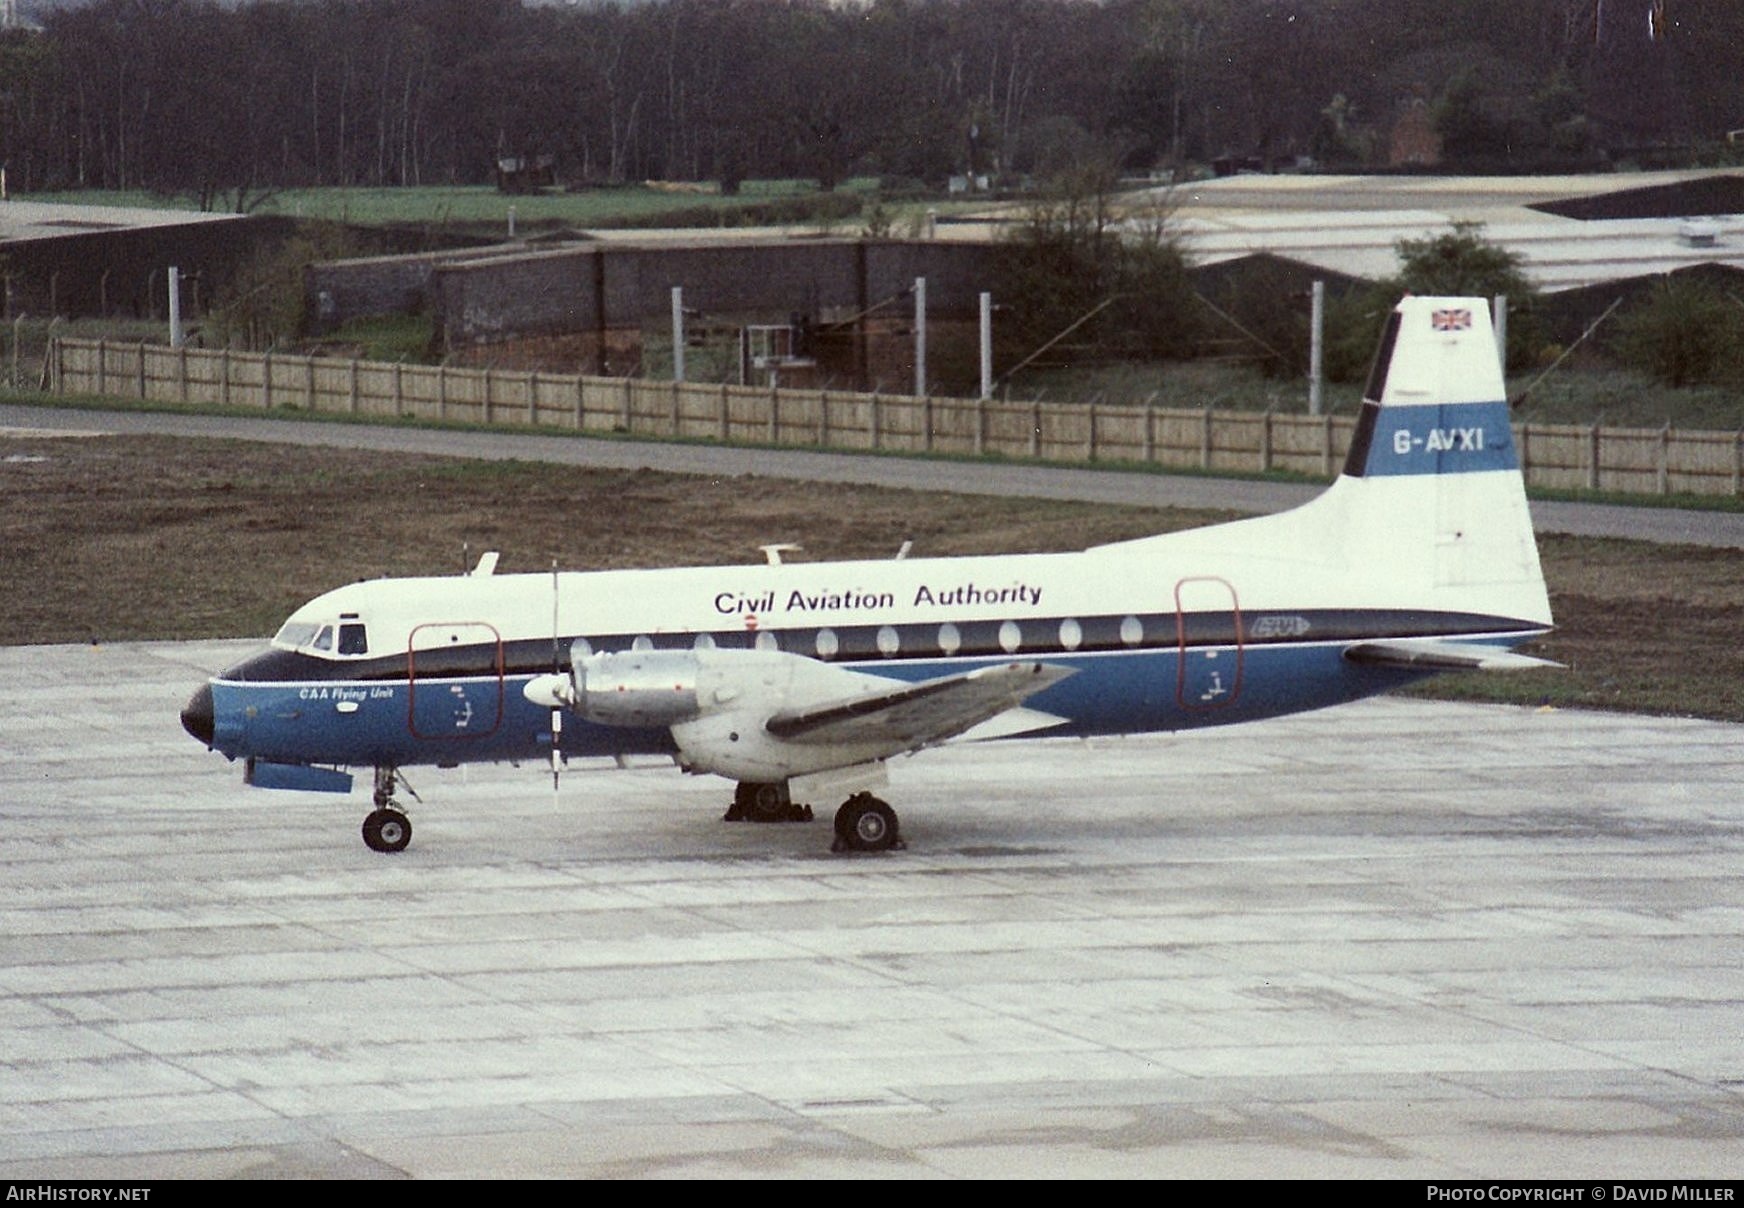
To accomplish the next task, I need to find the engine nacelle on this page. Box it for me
[573,649,702,727]
[523,645,905,780]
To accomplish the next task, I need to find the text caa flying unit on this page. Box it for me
[181,296,1557,854]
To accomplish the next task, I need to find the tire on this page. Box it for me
[736,781,792,823]
[362,807,412,853]
[836,795,899,853]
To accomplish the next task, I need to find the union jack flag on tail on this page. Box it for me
[1431,307,1473,332]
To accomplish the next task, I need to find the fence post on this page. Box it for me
[263,351,272,409]
[220,348,230,408]
[350,359,360,415]
[620,377,632,431]
[1030,399,1040,459]
[97,338,106,396]
[1200,406,1213,470]
[1734,429,1742,498]
[1658,423,1670,496]
[1087,402,1097,462]
[1261,408,1273,473]
[718,383,729,441]
[484,368,494,424]
[670,377,681,435]
[1588,422,1600,491]
[392,361,402,416]
[1143,402,1155,464]
[136,341,146,399]
[1520,422,1531,484]
[528,372,537,426]
[177,345,188,404]
[871,393,881,450]
[974,396,985,456]
[923,396,933,452]
[575,375,585,430]
[769,383,779,442]
[819,390,830,446]
[1322,414,1333,477]
[438,365,448,421]
[305,354,316,412]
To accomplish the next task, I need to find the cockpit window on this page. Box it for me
[273,619,369,657]
[274,621,321,649]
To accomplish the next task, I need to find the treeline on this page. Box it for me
[2,0,1742,208]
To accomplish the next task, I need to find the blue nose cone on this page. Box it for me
[181,683,215,747]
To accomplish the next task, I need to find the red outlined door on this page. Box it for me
[1175,577,1243,711]
[407,622,505,739]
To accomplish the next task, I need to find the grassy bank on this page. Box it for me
[2,430,1740,723]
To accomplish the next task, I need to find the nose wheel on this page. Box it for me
[832,793,903,853]
[362,807,412,853]
[362,765,416,853]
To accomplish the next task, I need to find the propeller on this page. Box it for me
[549,559,562,797]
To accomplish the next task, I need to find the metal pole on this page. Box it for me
[10,312,24,390]
[1493,294,1508,370]
[978,291,993,401]
[1308,279,1324,416]
[913,277,926,398]
[671,286,685,384]
[168,266,184,350]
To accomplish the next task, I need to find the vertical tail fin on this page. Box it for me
[1342,298,1516,481]
[1335,296,1550,625]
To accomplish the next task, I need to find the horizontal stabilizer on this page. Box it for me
[1344,640,1561,673]
[767,661,1075,748]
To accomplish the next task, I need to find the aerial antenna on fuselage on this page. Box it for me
[895,540,913,560]
[760,543,802,565]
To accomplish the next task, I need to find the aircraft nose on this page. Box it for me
[181,683,215,746]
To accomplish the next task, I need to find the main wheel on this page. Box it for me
[362,807,412,853]
[834,794,900,853]
[743,781,791,823]
[731,781,806,823]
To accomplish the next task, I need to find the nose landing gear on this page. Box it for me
[361,766,416,853]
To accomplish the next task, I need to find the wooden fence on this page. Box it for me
[47,337,1744,497]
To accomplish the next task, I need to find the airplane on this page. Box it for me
[180,295,1557,855]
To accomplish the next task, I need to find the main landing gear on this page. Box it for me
[724,780,813,824]
[725,781,905,853]
[361,766,415,853]
[832,793,904,854]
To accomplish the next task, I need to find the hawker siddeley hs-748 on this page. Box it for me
[181,296,1557,854]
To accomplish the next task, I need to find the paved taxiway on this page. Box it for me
[3,640,1741,1178]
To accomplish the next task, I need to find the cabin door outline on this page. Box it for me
[1175,577,1244,710]
[407,621,506,739]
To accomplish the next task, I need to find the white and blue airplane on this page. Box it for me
[181,295,1556,854]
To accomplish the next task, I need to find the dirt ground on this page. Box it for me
[4,432,1742,721]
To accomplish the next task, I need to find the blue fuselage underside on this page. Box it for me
[207,636,1512,772]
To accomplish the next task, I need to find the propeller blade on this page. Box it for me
[550,707,563,796]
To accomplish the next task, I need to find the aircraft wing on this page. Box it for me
[766,661,1075,749]
[1344,640,1561,672]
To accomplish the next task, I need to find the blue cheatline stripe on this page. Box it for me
[1354,400,1517,477]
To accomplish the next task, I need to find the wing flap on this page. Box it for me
[767,662,1075,748]
[1344,640,1561,672]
